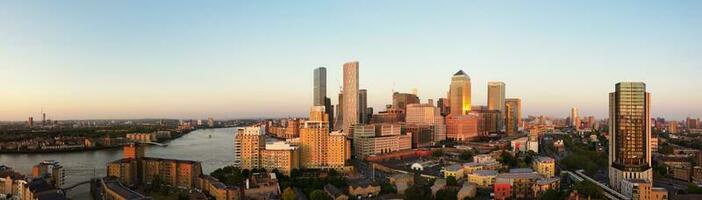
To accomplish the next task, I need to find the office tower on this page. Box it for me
[313,67,327,106]
[608,82,652,192]
[449,70,471,115]
[488,81,506,130]
[234,126,265,170]
[471,106,500,133]
[352,124,411,159]
[335,92,343,130]
[359,89,368,124]
[437,98,450,116]
[27,117,33,128]
[325,97,334,131]
[506,98,522,132]
[571,107,580,130]
[42,112,46,125]
[392,92,420,111]
[342,61,359,132]
[505,103,517,135]
[446,114,482,141]
[406,100,446,142]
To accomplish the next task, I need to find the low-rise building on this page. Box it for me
[348,180,380,199]
[621,179,668,200]
[444,164,464,180]
[244,173,280,200]
[467,170,497,188]
[532,156,555,178]
[261,141,300,176]
[198,175,244,200]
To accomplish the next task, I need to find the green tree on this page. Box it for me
[309,189,331,200]
[282,187,298,200]
[380,181,397,194]
[435,188,458,200]
[573,181,602,199]
[540,189,562,200]
[404,185,432,200]
[460,150,474,162]
[688,183,702,194]
[446,176,458,186]
[499,151,518,168]
[433,149,444,157]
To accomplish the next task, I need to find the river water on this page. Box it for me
[0,127,237,199]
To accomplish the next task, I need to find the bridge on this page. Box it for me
[61,179,94,191]
[138,141,168,146]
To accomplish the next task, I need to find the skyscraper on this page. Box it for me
[449,70,471,115]
[608,82,652,192]
[342,61,359,132]
[313,67,327,106]
[571,107,580,130]
[392,92,420,111]
[505,98,522,130]
[505,103,517,135]
[359,89,368,124]
[488,81,506,130]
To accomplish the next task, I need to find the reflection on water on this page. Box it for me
[0,127,236,199]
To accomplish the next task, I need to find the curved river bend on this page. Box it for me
[0,127,236,199]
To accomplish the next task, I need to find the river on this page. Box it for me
[0,127,237,199]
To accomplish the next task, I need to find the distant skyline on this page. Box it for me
[1,1,701,121]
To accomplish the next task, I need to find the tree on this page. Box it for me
[499,151,518,168]
[573,181,602,199]
[433,149,444,157]
[446,176,458,186]
[380,181,397,194]
[309,189,331,200]
[688,183,702,194]
[282,187,298,200]
[460,150,474,162]
[404,185,432,200]
[541,189,562,200]
[178,193,188,200]
[435,188,458,200]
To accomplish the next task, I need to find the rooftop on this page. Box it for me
[103,178,149,200]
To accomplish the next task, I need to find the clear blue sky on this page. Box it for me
[1,1,701,121]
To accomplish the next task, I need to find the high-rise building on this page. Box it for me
[505,98,522,133]
[313,67,327,106]
[471,106,500,133]
[505,103,517,135]
[406,101,446,142]
[488,81,506,130]
[261,141,300,176]
[392,92,420,111]
[608,82,652,192]
[446,114,482,141]
[449,70,471,115]
[335,92,343,130]
[570,107,580,130]
[359,89,368,124]
[234,126,265,170]
[342,61,359,132]
[300,106,350,169]
[27,117,34,128]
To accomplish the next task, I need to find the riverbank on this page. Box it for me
[0,129,193,154]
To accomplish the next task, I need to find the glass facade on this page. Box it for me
[611,82,650,171]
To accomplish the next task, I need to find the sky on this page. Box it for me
[1,1,701,121]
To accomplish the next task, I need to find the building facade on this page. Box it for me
[449,70,471,115]
[342,61,359,132]
[608,82,653,192]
